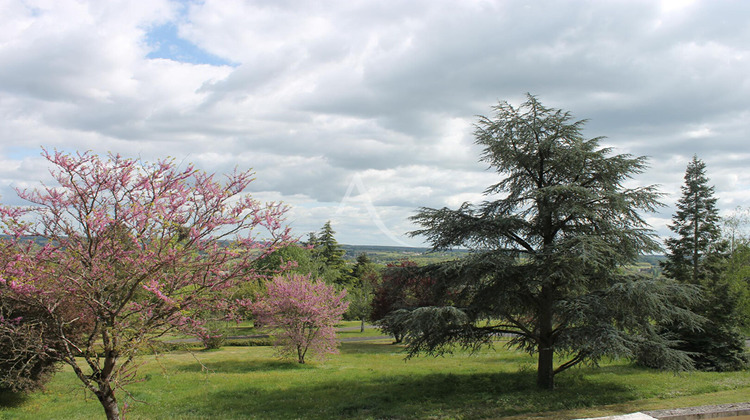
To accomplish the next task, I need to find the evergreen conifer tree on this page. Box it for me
[312,221,351,285]
[656,156,748,371]
[406,95,702,389]
[663,156,724,284]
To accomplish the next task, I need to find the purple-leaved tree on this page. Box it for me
[252,274,348,364]
[0,150,292,420]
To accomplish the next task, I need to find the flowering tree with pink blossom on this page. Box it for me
[252,274,348,364]
[0,150,291,420]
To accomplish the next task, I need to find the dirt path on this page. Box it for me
[165,326,391,344]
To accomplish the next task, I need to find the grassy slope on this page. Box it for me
[1,327,748,420]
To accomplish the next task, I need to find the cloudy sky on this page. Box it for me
[1,0,749,246]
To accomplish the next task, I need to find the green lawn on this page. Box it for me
[1,332,748,419]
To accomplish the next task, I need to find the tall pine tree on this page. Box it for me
[662,156,724,284]
[656,156,748,371]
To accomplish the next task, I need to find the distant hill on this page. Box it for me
[341,244,665,269]
[341,244,469,265]
[342,244,430,257]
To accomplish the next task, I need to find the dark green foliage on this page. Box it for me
[0,299,60,392]
[681,282,748,371]
[640,282,748,371]
[371,260,441,343]
[317,221,347,271]
[652,156,748,372]
[407,95,702,389]
[351,253,375,279]
[0,242,75,393]
[375,309,411,344]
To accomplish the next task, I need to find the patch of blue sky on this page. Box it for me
[4,146,43,160]
[145,23,236,67]
[28,6,42,17]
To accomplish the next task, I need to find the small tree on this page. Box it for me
[0,150,291,419]
[346,253,380,332]
[252,274,348,364]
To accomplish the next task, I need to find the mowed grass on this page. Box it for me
[1,328,748,419]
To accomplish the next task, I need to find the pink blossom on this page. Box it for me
[252,274,348,364]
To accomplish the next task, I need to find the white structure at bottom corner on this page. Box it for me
[577,413,657,420]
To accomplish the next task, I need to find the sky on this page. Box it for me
[1,0,749,247]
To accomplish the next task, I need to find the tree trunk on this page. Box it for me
[536,286,555,390]
[297,344,306,364]
[96,385,120,420]
[536,345,555,390]
[360,318,365,333]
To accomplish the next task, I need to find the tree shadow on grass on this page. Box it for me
[0,390,28,408]
[339,341,407,355]
[164,369,639,419]
[174,359,309,374]
[590,362,669,378]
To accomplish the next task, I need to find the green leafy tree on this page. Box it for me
[407,95,701,389]
[254,244,317,278]
[346,253,380,332]
[721,207,750,330]
[656,157,748,371]
[723,243,750,331]
[317,221,347,270]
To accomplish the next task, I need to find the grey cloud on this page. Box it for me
[2,0,750,245]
